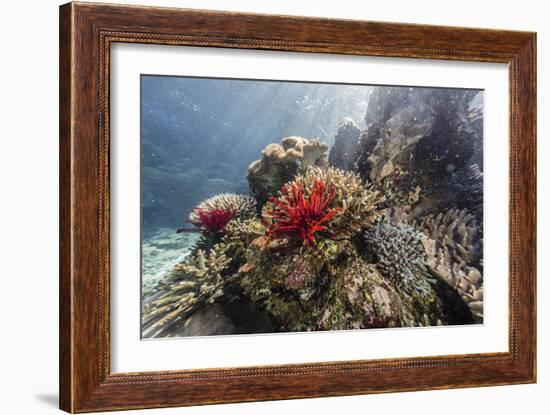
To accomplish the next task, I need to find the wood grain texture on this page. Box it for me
[59,2,537,412]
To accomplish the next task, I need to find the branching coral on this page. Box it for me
[365,222,434,298]
[418,208,483,320]
[186,193,256,233]
[218,218,265,259]
[247,136,328,202]
[262,167,384,250]
[142,244,231,337]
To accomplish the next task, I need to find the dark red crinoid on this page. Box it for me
[192,207,236,233]
[264,179,340,247]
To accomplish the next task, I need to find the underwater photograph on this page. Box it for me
[140,75,484,339]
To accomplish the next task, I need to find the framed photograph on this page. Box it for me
[59,2,536,412]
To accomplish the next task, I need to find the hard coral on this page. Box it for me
[365,222,433,298]
[262,167,384,250]
[187,193,256,234]
[142,244,231,338]
[418,208,483,320]
[247,136,328,203]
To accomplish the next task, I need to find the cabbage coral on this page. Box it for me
[247,136,329,202]
[418,208,483,320]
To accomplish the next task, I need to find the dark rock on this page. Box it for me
[175,304,237,337]
[354,87,482,213]
[328,118,361,170]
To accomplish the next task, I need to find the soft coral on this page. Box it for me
[264,179,339,247]
[192,207,236,233]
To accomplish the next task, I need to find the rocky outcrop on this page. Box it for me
[328,118,361,170]
[352,88,481,214]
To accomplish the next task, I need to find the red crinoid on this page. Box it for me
[264,179,340,247]
[191,207,236,233]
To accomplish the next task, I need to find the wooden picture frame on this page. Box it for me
[59,2,536,412]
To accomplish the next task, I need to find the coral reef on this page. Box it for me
[365,222,433,298]
[186,193,256,233]
[141,85,485,338]
[239,243,400,331]
[367,103,435,183]
[247,136,328,203]
[418,209,483,320]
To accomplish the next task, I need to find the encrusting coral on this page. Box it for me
[238,239,404,331]
[186,193,256,233]
[418,208,483,320]
[247,136,328,203]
